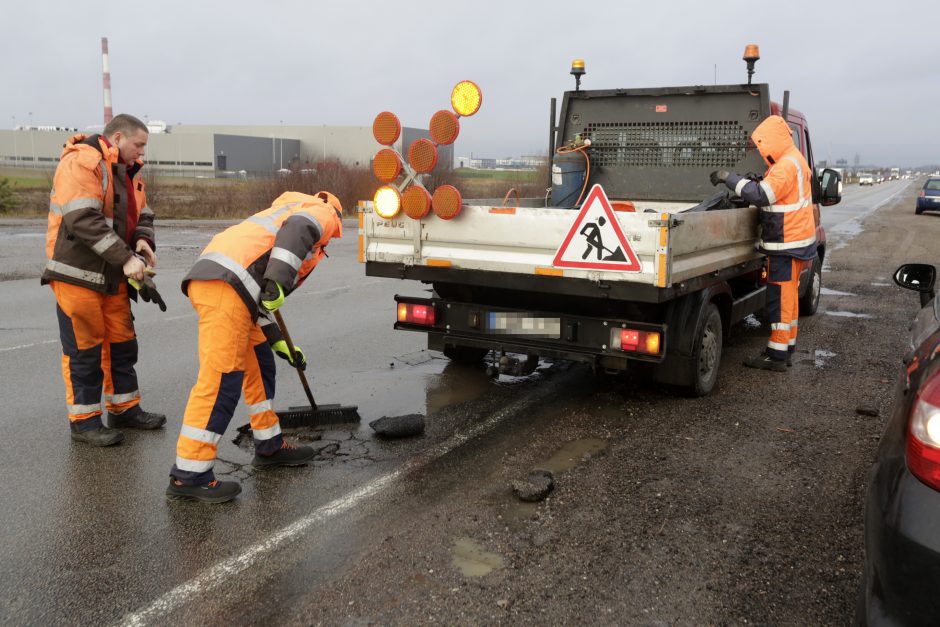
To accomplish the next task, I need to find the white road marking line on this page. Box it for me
[0,339,57,353]
[120,377,555,626]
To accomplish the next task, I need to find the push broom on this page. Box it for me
[272,310,360,427]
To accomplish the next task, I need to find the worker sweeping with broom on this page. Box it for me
[167,191,343,503]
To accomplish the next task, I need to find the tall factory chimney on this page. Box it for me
[101,37,113,125]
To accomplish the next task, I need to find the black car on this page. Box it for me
[858,263,940,625]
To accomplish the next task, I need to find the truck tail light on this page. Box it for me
[397,302,436,326]
[907,373,940,492]
[610,328,661,356]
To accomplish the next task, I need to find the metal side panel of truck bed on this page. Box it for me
[362,201,761,289]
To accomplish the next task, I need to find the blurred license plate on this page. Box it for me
[486,312,560,338]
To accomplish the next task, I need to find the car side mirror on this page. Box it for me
[894,263,937,307]
[819,168,842,206]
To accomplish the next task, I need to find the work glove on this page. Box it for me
[272,340,306,370]
[128,273,167,312]
[260,279,285,312]
[709,170,730,186]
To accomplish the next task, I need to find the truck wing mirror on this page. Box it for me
[819,168,842,206]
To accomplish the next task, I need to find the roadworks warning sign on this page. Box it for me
[552,184,641,272]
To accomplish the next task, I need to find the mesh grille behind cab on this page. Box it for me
[585,120,748,168]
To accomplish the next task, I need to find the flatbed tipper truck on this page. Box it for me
[361,54,843,395]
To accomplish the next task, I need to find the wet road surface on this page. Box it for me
[0,178,929,624]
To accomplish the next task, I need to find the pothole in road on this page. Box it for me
[451,538,504,577]
[535,438,609,474]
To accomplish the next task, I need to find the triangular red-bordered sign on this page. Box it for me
[552,184,641,272]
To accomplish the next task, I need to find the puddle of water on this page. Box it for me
[505,501,539,531]
[824,310,873,319]
[820,287,856,297]
[451,538,503,577]
[871,282,891,287]
[425,361,493,414]
[535,438,609,474]
[815,349,837,368]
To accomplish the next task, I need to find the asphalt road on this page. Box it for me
[0,179,927,625]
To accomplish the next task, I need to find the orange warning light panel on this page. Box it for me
[429,110,460,145]
[432,185,463,220]
[402,185,432,219]
[373,186,402,219]
[372,149,402,183]
[451,80,482,117]
[372,111,401,146]
[408,138,438,173]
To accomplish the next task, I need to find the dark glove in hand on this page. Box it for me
[710,170,730,186]
[138,277,167,312]
[261,279,280,302]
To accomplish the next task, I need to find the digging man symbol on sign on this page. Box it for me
[552,184,641,272]
[580,216,627,262]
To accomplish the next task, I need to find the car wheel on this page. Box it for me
[443,345,489,364]
[683,303,722,397]
[799,255,822,316]
[915,205,924,215]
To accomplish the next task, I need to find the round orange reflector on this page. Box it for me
[429,110,460,145]
[402,186,432,219]
[373,186,401,219]
[432,185,462,220]
[372,111,401,146]
[451,80,482,117]
[372,149,402,183]
[408,138,438,173]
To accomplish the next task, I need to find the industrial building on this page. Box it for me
[0,124,450,178]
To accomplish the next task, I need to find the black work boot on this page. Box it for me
[166,479,241,503]
[787,352,794,367]
[252,441,315,468]
[743,353,787,373]
[70,423,125,447]
[108,405,166,430]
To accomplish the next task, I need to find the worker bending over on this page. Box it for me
[167,191,343,503]
[710,114,817,372]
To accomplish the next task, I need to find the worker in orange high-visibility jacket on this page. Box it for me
[43,113,166,447]
[167,191,344,503]
[710,114,817,372]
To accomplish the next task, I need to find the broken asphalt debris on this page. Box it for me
[512,469,555,502]
[369,413,426,438]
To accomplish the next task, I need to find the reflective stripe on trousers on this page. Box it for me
[765,257,802,361]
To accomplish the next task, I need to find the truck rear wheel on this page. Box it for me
[798,255,822,316]
[684,303,722,397]
[443,345,489,364]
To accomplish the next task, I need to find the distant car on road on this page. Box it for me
[859,173,874,186]
[916,177,940,215]
[857,263,940,625]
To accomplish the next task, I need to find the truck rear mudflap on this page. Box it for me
[394,295,667,371]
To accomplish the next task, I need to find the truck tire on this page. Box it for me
[684,303,722,397]
[798,254,822,316]
[443,345,489,364]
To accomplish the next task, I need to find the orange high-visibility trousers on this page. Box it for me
[51,280,140,431]
[765,256,804,361]
[170,280,281,486]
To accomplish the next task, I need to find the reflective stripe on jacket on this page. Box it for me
[182,191,344,321]
[749,116,817,259]
[41,134,153,293]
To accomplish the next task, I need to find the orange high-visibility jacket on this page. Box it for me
[744,115,817,259]
[42,134,153,293]
[182,191,344,321]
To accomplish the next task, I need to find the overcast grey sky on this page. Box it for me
[2,0,937,168]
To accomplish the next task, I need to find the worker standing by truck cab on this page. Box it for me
[167,191,344,503]
[44,114,166,446]
[710,114,817,372]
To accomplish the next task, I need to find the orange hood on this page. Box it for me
[751,115,794,167]
[316,191,344,239]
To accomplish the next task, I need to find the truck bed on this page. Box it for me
[362,200,761,289]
